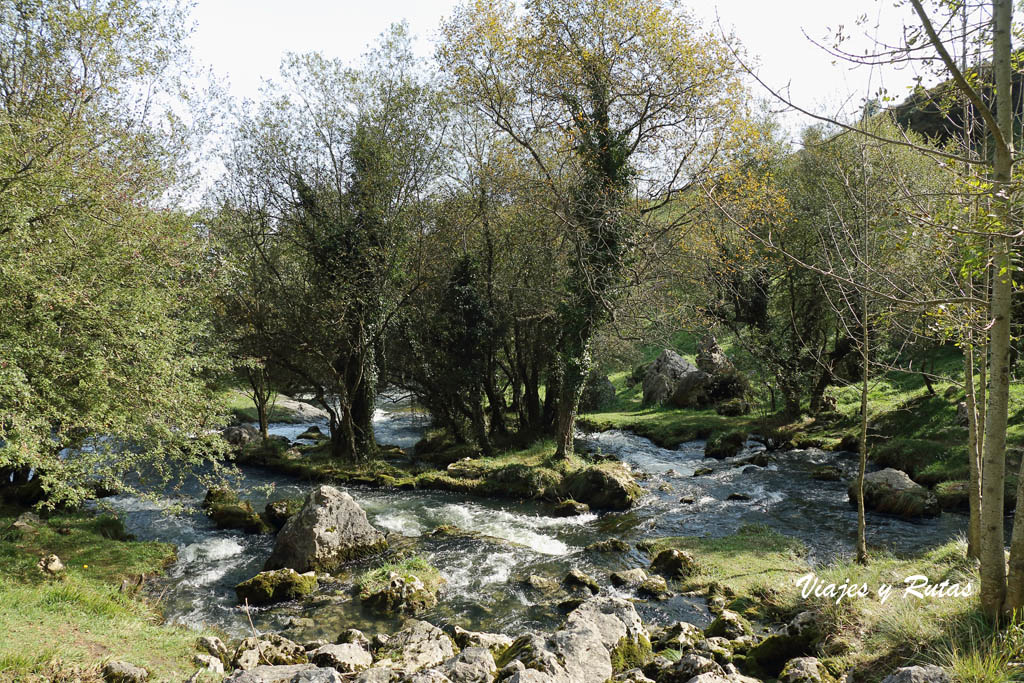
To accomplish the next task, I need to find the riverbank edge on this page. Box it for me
[232,436,644,513]
[0,505,221,680]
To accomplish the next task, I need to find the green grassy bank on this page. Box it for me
[0,506,217,681]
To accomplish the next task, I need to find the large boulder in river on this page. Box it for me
[265,485,387,573]
[563,465,643,511]
[850,468,940,518]
[643,350,707,407]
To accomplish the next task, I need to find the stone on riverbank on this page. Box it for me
[880,665,951,683]
[850,468,940,518]
[705,610,753,640]
[650,548,697,579]
[499,597,649,683]
[643,350,701,406]
[233,633,307,669]
[453,626,514,656]
[101,661,149,683]
[779,656,833,683]
[383,620,456,671]
[203,487,270,534]
[442,647,497,683]
[265,485,387,573]
[223,664,320,682]
[610,568,649,589]
[309,643,373,672]
[235,568,317,606]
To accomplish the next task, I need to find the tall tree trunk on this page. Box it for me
[983,0,1013,618]
[553,332,591,458]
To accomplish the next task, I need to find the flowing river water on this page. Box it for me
[100,397,968,644]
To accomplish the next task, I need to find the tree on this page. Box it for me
[730,0,1019,616]
[216,25,443,460]
[439,0,745,457]
[0,0,227,505]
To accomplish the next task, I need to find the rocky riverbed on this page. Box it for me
[96,394,969,682]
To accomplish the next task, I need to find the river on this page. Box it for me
[100,397,967,644]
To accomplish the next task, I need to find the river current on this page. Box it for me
[100,397,967,643]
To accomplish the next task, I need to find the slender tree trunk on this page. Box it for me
[965,331,984,560]
[983,0,1013,618]
[856,298,869,564]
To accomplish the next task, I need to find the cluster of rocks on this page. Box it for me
[102,594,954,683]
[636,338,748,412]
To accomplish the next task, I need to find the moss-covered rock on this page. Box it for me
[935,479,969,511]
[650,548,697,579]
[554,499,591,516]
[296,426,326,441]
[586,538,631,553]
[715,398,750,417]
[562,464,643,511]
[610,634,653,672]
[358,556,444,615]
[262,497,303,531]
[639,576,670,599]
[851,468,940,518]
[704,431,748,460]
[235,568,317,606]
[564,567,600,595]
[705,610,753,640]
[489,463,563,500]
[203,488,270,534]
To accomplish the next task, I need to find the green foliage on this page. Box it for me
[0,0,229,506]
[214,24,444,460]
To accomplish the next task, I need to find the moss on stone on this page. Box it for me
[704,431,748,459]
[358,556,444,615]
[235,568,317,606]
[610,634,653,672]
[207,500,269,534]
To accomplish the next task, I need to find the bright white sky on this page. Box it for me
[188,0,924,143]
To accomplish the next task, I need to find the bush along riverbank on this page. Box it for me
[0,505,222,680]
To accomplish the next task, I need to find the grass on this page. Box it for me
[0,506,220,681]
[357,556,443,600]
[640,525,1012,681]
[639,525,810,621]
[223,388,308,424]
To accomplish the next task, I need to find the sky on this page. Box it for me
[187,0,925,142]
